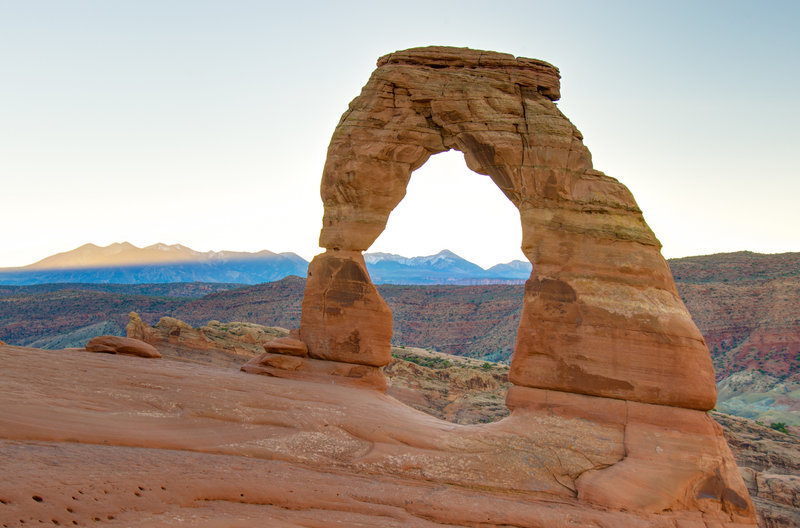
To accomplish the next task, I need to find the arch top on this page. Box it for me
[377,46,561,101]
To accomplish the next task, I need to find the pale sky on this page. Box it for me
[1,1,798,269]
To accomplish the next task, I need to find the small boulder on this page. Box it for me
[263,337,308,357]
[86,336,161,358]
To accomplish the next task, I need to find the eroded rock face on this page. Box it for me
[300,250,392,367]
[252,48,754,526]
[289,46,755,525]
[301,45,714,410]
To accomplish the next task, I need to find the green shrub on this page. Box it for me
[770,422,789,434]
[402,355,452,370]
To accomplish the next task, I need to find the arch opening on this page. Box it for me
[365,149,527,424]
[366,149,527,360]
[368,150,524,270]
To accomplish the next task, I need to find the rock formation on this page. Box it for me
[127,311,287,365]
[0,46,759,527]
[0,345,758,526]
[288,46,755,524]
[299,46,715,410]
[85,335,161,358]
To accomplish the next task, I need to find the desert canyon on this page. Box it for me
[0,47,767,527]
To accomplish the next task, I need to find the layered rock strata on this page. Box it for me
[299,46,715,410]
[288,46,754,525]
[242,336,386,390]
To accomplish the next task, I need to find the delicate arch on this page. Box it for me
[300,46,715,410]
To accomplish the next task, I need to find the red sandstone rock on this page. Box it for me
[0,345,757,526]
[505,386,753,520]
[0,46,757,527]
[300,250,392,367]
[85,335,161,358]
[263,336,308,356]
[242,351,386,391]
[301,45,715,410]
[127,311,288,362]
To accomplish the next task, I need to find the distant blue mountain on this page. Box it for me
[364,250,531,284]
[485,259,533,278]
[0,243,532,285]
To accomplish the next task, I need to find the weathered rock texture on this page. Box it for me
[300,46,716,411]
[0,345,757,526]
[713,412,800,528]
[127,311,287,366]
[301,251,392,367]
[119,314,796,527]
[291,46,753,526]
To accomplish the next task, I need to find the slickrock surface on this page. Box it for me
[242,345,388,391]
[85,335,161,358]
[133,316,800,527]
[0,344,756,527]
[301,46,715,410]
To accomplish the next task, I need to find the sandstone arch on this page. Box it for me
[299,46,716,411]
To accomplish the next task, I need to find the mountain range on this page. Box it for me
[0,242,308,285]
[0,243,532,285]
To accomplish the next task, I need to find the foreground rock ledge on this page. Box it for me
[0,346,755,526]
